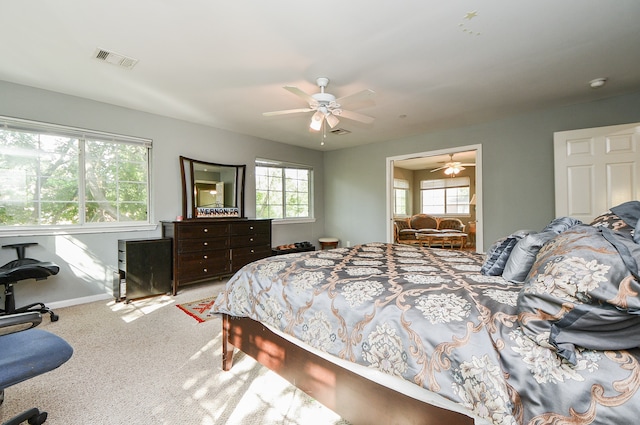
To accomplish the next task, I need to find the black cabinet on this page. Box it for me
[116,238,172,302]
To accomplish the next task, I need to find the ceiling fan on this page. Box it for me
[263,77,375,131]
[430,154,476,175]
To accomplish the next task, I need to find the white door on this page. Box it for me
[554,122,640,222]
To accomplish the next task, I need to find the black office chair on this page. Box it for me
[0,312,73,425]
[0,243,59,322]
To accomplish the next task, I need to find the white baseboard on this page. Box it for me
[47,293,114,310]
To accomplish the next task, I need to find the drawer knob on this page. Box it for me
[250,226,254,230]
[203,268,208,272]
[204,228,208,232]
[250,238,254,242]
[204,242,208,246]
[204,255,208,259]
[251,249,255,253]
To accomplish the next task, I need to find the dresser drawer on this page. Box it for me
[230,220,270,236]
[177,251,231,280]
[230,233,270,248]
[178,237,229,253]
[177,223,229,239]
[231,245,271,271]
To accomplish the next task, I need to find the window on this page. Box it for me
[393,178,409,216]
[0,116,151,230]
[420,177,470,215]
[255,160,312,220]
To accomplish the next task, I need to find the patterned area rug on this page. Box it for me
[176,295,219,322]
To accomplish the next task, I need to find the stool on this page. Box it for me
[319,237,339,250]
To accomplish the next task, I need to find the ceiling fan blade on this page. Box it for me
[283,86,316,104]
[263,108,314,117]
[430,166,447,172]
[336,89,375,106]
[334,109,375,124]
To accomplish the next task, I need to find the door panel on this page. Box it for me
[555,123,640,222]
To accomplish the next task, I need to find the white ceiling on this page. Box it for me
[2,1,640,151]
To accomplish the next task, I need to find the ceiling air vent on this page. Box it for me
[94,48,138,70]
[330,128,351,135]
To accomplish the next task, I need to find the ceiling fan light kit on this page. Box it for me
[325,112,339,128]
[589,77,607,89]
[263,77,375,135]
[444,166,462,175]
[310,111,324,131]
[431,153,476,176]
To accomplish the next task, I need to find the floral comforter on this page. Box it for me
[212,243,640,425]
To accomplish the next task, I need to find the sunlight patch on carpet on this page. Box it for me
[177,295,219,322]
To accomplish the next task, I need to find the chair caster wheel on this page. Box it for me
[50,313,59,322]
[28,411,47,424]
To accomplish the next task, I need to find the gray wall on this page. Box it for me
[324,91,640,250]
[0,81,325,307]
[3,78,640,309]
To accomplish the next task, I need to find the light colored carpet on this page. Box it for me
[0,280,348,425]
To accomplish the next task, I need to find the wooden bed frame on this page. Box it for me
[222,314,474,425]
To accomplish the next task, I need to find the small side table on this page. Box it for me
[318,237,339,250]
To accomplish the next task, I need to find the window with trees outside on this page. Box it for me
[421,177,470,215]
[394,178,409,216]
[255,160,312,220]
[0,116,151,230]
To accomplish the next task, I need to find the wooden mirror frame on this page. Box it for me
[179,156,246,219]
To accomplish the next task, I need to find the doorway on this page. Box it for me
[386,144,483,252]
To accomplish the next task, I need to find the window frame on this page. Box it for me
[420,177,471,216]
[255,158,314,223]
[0,115,155,236]
[393,178,410,217]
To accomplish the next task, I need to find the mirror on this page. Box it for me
[180,156,246,219]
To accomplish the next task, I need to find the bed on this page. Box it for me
[212,207,640,425]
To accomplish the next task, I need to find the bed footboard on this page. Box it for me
[221,314,474,425]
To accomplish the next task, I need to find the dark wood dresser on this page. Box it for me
[161,218,272,295]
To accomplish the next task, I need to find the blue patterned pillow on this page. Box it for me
[590,211,634,240]
[517,225,640,364]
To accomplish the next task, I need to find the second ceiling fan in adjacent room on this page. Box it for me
[431,154,476,176]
